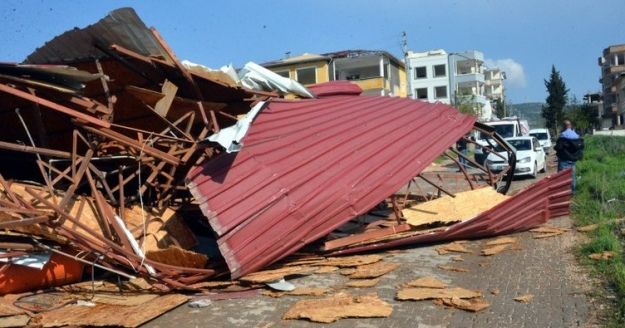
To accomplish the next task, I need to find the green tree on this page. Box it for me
[452,92,482,118]
[566,96,598,134]
[542,65,569,135]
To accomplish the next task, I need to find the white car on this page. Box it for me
[529,128,552,153]
[484,136,547,178]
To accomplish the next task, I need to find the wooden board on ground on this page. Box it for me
[402,276,447,289]
[283,292,392,323]
[145,246,207,268]
[440,297,490,312]
[36,294,187,327]
[402,187,509,227]
[346,278,380,288]
[262,287,329,298]
[485,236,518,246]
[348,262,399,279]
[481,244,509,256]
[436,242,471,255]
[240,266,317,284]
[396,287,482,301]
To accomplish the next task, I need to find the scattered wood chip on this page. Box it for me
[240,266,317,284]
[514,294,534,303]
[588,251,614,260]
[478,261,490,267]
[437,265,469,273]
[187,280,236,290]
[402,276,447,289]
[263,287,329,298]
[346,278,380,288]
[315,266,339,274]
[490,288,500,295]
[481,244,509,256]
[0,314,30,327]
[91,293,159,306]
[397,287,482,301]
[509,243,523,251]
[451,256,464,262]
[318,255,383,267]
[530,226,569,239]
[440,297,490,312]
[436,242,472,255]
[576,224,598,232]
[485,236,518,246]
[283,292,392,323]
[348,261,399,279]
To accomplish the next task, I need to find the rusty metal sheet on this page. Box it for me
[24,8,169,64]
[187,95,476,278]
[328,169,572,256]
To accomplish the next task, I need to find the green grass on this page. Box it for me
[572,135,625,323]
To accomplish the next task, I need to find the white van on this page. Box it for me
[529,128,552,153]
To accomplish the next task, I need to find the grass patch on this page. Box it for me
[572,135,625,324]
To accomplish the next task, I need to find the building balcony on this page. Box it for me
[608,65,625,74]
[350,76,385,91]
[455,73,485,84]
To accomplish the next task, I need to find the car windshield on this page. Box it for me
[493,124,514,138]
[507,139,531,151]
[530,132,548,140]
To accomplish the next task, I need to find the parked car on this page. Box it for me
[473,118,530,164]
[484,136,547,178]
[529,128,552,153]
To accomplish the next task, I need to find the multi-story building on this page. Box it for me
[262,50,407,97]
[405,49,451,103]
[598,44,625,127]
[484,68,505,102]
[406,49,498,121]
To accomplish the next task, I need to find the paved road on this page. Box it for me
[145,158,598,328]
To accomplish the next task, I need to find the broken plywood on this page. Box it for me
[576,224,598,232]
[282,292,392,323]
[318,255,383,267]
[481,244,509,256]
[37,294,187,327]
[346,278,380,288]
[348,261,399,279]
[437,265,469,273]
[315,266,339,274]
[145,246,207,268]
[588,251,614,260]
[436,241,472,255]
[263,287,329,298]
[396,287,481,301]
[485,236,518,246]
[240,266,317,284]
[440,297,490,312]
[402,187,509,227]
[514,294,534,303]
[402,276,447,289]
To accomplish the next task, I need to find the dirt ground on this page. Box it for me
[144,157,602,328]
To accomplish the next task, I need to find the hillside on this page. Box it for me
[508,102,545,129]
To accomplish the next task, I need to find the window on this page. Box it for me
[296,67,316,84]
[434,86,447,98]
[433,64,446,77]
[275,70,290,78]
[415,66,426,79]
[415,88,428,99]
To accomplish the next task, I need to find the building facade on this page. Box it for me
[262,50,407,97]
[406,49,500,121]
[598,44,625,127]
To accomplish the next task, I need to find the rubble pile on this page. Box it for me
[0,7,574,325]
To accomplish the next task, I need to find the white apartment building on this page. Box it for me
[406,49,451,104]
[485,68,505,102]
[406,49,499,121]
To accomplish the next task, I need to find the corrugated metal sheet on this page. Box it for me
[187,94,475,278]
[24,8,169,64]
[328,169,572,256]
[308,81,363,98]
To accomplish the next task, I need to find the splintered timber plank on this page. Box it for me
[37,294,187,327]
[324,224,412,251]
[283,293,392,323]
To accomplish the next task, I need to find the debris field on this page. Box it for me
[0,7,574,326]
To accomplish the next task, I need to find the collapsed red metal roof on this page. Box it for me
[187,94,475,278]
[328,169,573,256]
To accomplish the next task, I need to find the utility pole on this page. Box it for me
[402,31,413,99]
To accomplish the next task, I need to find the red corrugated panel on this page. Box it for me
[328,169,572,256]
[187,95,475,278]
[308,81,363,97]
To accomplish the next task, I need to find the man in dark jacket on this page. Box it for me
[554,119,584,192]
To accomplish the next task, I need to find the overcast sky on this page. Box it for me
[1,0,623,103]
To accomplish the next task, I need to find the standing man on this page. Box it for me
[456,134,469,170]
[554,119,584,192]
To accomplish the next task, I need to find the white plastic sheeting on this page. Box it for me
[206,101,266,153]
[237,62,314,98]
